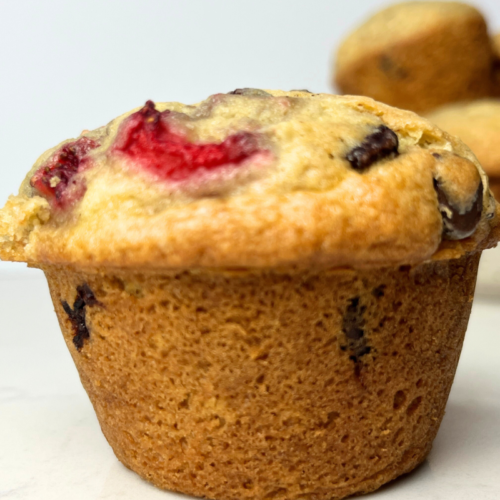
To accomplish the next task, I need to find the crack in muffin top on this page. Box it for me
[0,90,497,269]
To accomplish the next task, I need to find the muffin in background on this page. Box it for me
[0,91,499,500]
[427,99,500,199]
[335,1,494,114]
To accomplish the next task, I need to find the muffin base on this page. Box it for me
[42,253,480,500]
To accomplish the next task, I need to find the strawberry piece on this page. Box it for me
[30,137,99,209]
[113,100,263,181]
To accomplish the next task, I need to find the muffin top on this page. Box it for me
[427,99,500,178]
[336,1,485,73]
[0,90,497,270]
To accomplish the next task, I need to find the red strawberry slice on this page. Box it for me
[30,137,99,209]
[113,100,264,181]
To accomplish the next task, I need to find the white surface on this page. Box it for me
[1,273,499,499]
[476,245,500,296]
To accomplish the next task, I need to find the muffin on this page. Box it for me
[0,90,498,500]
[427,99,500,199]
[334,1,494,114]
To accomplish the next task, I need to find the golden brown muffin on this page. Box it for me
[427,99,500,199]
[335,2,494,114]
[1,90,498,500]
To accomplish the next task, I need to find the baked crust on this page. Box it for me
[42,253,479,499]
[334,2,493,113]
[0,92,497,269]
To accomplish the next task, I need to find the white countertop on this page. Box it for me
[1,271,499,500]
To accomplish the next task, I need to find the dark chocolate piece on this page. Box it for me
[228,88,271,97]
[346,125,399,171]
[433,178,483,240]
[61,283,101,351]
[342,297,371,361]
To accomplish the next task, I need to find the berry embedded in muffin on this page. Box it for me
[112,100,269,182]
[30,137,99,209]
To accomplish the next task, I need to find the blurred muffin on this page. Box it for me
[427,99,500,199]
[335,1,494,113]
[0,91,498,500]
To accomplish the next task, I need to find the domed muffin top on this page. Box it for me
[336,2,485,73]
[0,90,497,269]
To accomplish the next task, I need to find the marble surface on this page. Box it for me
[1,271,499,500]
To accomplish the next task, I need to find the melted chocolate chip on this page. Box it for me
[346,125,399,171]
[433,178,483,240]
[342,297,371,361]
[228,88,271,97]
[61,283,101,351]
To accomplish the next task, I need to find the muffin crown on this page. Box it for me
[336,1,484,72]
[0,91,497,269]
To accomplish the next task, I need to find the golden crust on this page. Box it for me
[335,2,493,113]
[0,92,497,269]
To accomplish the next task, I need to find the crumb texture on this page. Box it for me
[43,253,479,500]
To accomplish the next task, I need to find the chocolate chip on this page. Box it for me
[346,125,399,171]
[432,153,442,160]
[342,297,370,361]
[61,283,101,351]
[228,88,271,97]
[77,283,100,307]
[433,178,483,240]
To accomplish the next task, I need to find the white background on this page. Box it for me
[1,0,500,275]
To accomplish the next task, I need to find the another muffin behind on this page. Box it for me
[335,1,494,113]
